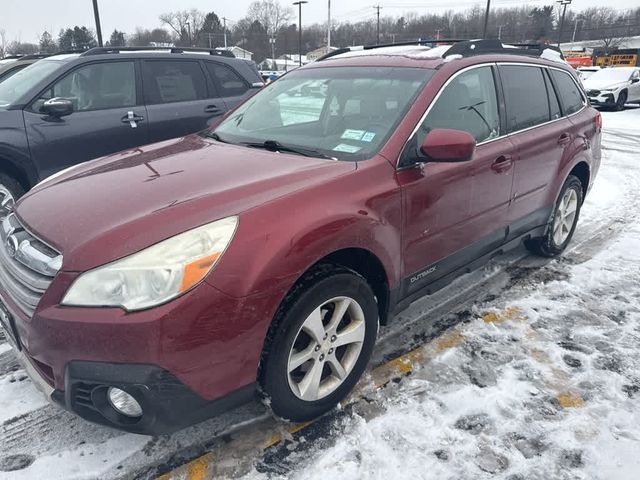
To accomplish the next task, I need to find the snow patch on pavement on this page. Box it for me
[0,371,48,425]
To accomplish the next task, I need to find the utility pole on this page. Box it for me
[186,21,192,46]
[328,0,331,49]
[498,24,504,40]
[482,0,491,38]
[293,1,308,67]
[374,5,382,44]
[92,0,103,47]
[572,17,580,43]
[557,0,572,48]
[222,17,228,49]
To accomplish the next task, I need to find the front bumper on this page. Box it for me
[588,93,616,106]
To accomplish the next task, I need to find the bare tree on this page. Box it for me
[246,0,293,39]
[159,9,206,47]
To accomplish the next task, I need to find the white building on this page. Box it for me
[221,46,253,60]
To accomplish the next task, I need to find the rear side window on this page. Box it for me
[550,69,585,116]
[417,66,500,144]
[206,63,249,97]
[543,70,562,120]
[143,60,207,104]
[500,65,550,132]
[34,61,136,112]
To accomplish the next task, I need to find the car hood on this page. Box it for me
[582,78,628,91]
[16,134,355,271]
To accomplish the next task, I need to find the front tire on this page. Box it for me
[260,265,378,422]
[615,90,628,111]
[526,175,583,257]
[0,173,25,216]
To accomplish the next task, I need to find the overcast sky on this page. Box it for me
[1,0,639,44]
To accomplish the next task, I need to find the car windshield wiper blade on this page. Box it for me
[241,140,336,160]
[208,132,230,143]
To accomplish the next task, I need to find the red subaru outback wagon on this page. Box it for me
[0,40,601,434]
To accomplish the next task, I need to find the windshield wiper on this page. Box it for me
[208,132,230,143]
[241,140,336,160]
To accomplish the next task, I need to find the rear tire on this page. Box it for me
[259,265,378,422]
[615,90,628,111]
[526,175,583,257]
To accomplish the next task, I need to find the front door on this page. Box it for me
[398,65,514,296]
[24,60,147,180]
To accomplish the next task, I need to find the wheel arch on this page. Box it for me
[0,155,32,192]
[568,161,590,201]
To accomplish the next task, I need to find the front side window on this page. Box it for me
[34,61,136,112]
[416,66,500,145]
[143,60,207,104]
[206,63,249,97]
[550,69,585,116]
[213,67,432,161]
[500,65,550,132]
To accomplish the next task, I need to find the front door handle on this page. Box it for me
[204,105,224,115]
[491,155,513,174]
[121,111,144,128]
[558,133,571,145]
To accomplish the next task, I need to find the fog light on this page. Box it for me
[107,387,143,418]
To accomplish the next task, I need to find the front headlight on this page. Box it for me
[62,216,238,311]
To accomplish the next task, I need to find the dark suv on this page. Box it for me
[0,40,601,435]
[0,47,263,202]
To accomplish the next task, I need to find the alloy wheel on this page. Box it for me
[287,296,366,401]
[0,185,15,219]
[552,188,578,246]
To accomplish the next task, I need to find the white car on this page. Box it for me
[577,66,601,82]
[583,67,640,110]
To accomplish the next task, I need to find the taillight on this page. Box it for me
[595,111,602,131]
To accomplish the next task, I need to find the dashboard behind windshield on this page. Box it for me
[213,66,434,161]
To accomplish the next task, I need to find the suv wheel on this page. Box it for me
[526,175,583,257]
[616,90,628,111]
[260,266,378,422]
[0,173,25,215]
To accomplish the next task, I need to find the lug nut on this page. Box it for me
[328,348,334,354]
[314,345,321,352]
[323,333,328,340]
[331,335,337,342]
[319,354,325,361]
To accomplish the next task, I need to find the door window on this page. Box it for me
[206,63,249,97]
[500,65,550,132]
[143,60,207,104]
[34,61,136,112]
[549,69,585,116]
[544,70,562,120]
[417,66,500,145]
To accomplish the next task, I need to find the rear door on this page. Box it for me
[23,60,147,179]
[204,61,253,110]
[142,59,225,144]
[499,64,574,236]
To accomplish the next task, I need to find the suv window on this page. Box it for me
[35,61,136,112]
[543,70,562,120]
[500,65,550,132]
[143,60,207,104]
[206,63,249,97]
[417,66,500,144]
[549,69,585,116]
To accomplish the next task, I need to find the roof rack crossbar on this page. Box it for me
[317,39,564,62]
[81,46,235,58]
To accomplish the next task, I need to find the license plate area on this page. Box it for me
[0,300,20,351]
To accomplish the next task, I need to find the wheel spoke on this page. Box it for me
[334,320,366,348]
[326,298,350,332]
[327,356,347,380]
[302,307,326,344]
[297,359,324,400]
[289,347,315,372]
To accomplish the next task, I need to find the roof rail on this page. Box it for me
[80,46,235,58]
[317,39,564,62]
[18,53,54,61]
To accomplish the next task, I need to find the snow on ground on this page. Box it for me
[0,108,639,480]
[238,109,640,480]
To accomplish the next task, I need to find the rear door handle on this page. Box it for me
[491,155,513,174]
[121,111,144,128]
[204,105,224,115]
[558,133,571,145]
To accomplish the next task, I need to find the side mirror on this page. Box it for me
[420,128,476,163]
[41,97,74,117]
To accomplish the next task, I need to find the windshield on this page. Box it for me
[0,60,62,108]
[587,68,633,84]
[213,66,433,161]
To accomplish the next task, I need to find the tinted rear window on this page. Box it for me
[550,69,585,116]
[143,60,208,104]
[500,65,550,133]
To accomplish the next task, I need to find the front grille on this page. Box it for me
[587,89,601,97]
[0,213,62,318]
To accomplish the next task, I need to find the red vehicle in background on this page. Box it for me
[0,40,601,434]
